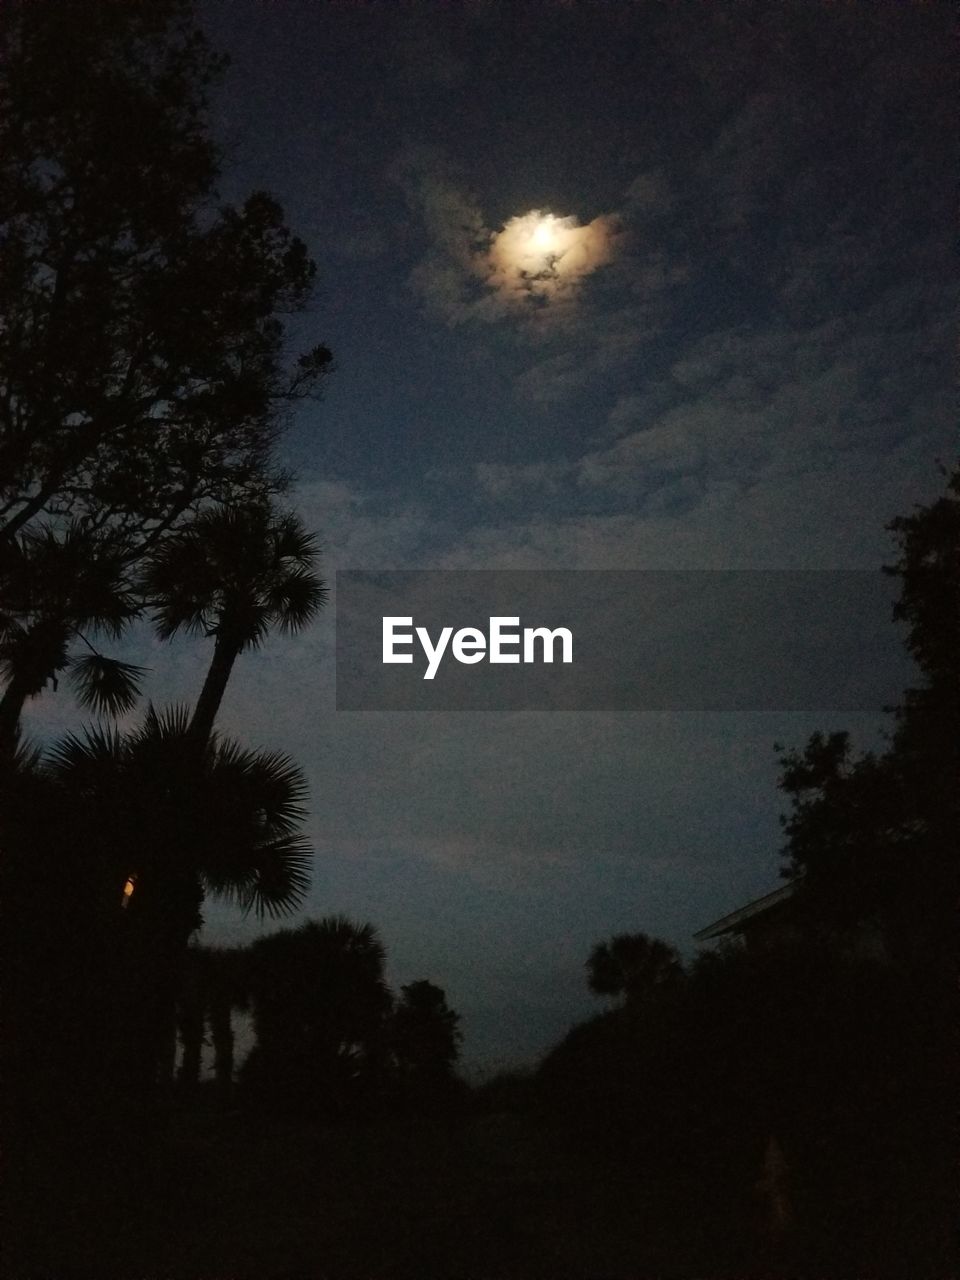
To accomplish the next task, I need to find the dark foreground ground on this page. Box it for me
[10,1103,953,1280]
[11,1107,756,1280]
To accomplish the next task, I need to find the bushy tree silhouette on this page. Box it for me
[0,1,331,544]
[779,463,960,971]
[770,465,959,1269]
[537,467,959,1277]
[0,0,332,737]
[391,979,462,1109]
[393,980,461,1074]
[586,932,684,1004]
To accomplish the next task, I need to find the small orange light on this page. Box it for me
[121,875,137,907]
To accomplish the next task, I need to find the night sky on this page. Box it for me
[26,0,955,1073]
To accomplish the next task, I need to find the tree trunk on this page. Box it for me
[187,632,239,751]
[0,616,71,754]
[209,991,235,1100]
[0,673,31,754]
[177,1006,204,1092]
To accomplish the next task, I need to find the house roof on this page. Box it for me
[693,882,796,943]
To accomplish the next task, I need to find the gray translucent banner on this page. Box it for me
[335,570,911,711]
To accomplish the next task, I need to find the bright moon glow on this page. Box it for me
[531,215,561,252]
[486,208,617,304]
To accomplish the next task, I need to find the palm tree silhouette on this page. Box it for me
[143,503,326,751]
[45,709,312,1091]
[46,706,313,923]
[243,917,393,1114]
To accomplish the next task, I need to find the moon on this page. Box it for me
[530,214,562,253]
[485,208,619,305]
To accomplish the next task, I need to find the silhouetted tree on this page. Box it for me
[48,707,312,928]
[766,464,960,1271]
[536,930,691,1170]
[586,932,684,1004]
[391,980,461,1106]
[531,472,959,1277]
[243,917,393,1116]
[887,463,960,689]
[779,463,960,972]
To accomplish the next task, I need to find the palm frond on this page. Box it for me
[266,568,327,633]
[298,916,388,975]
[124,704,196,789]
[74,579,141,640]
[0,618,70,692]
[271,514,320,567]
[205,834,313,920]
[2,734,43,777]
[142,524,222,638]
[141,502,323,656]
[134,703,194,742]
[221,595,271,650]
[20,523,139,638]
[150,599,213,642]
[45,724,128,788]
[207,740,309,835]
[0,608,20,640]
[69,653,148,716]
[0,621,29,681]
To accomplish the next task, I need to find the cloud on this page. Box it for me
[474,460,563,503]
[578,423,704,489]
[295,479,437,571]
[623,169,674,218]
[510,349,602,407]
